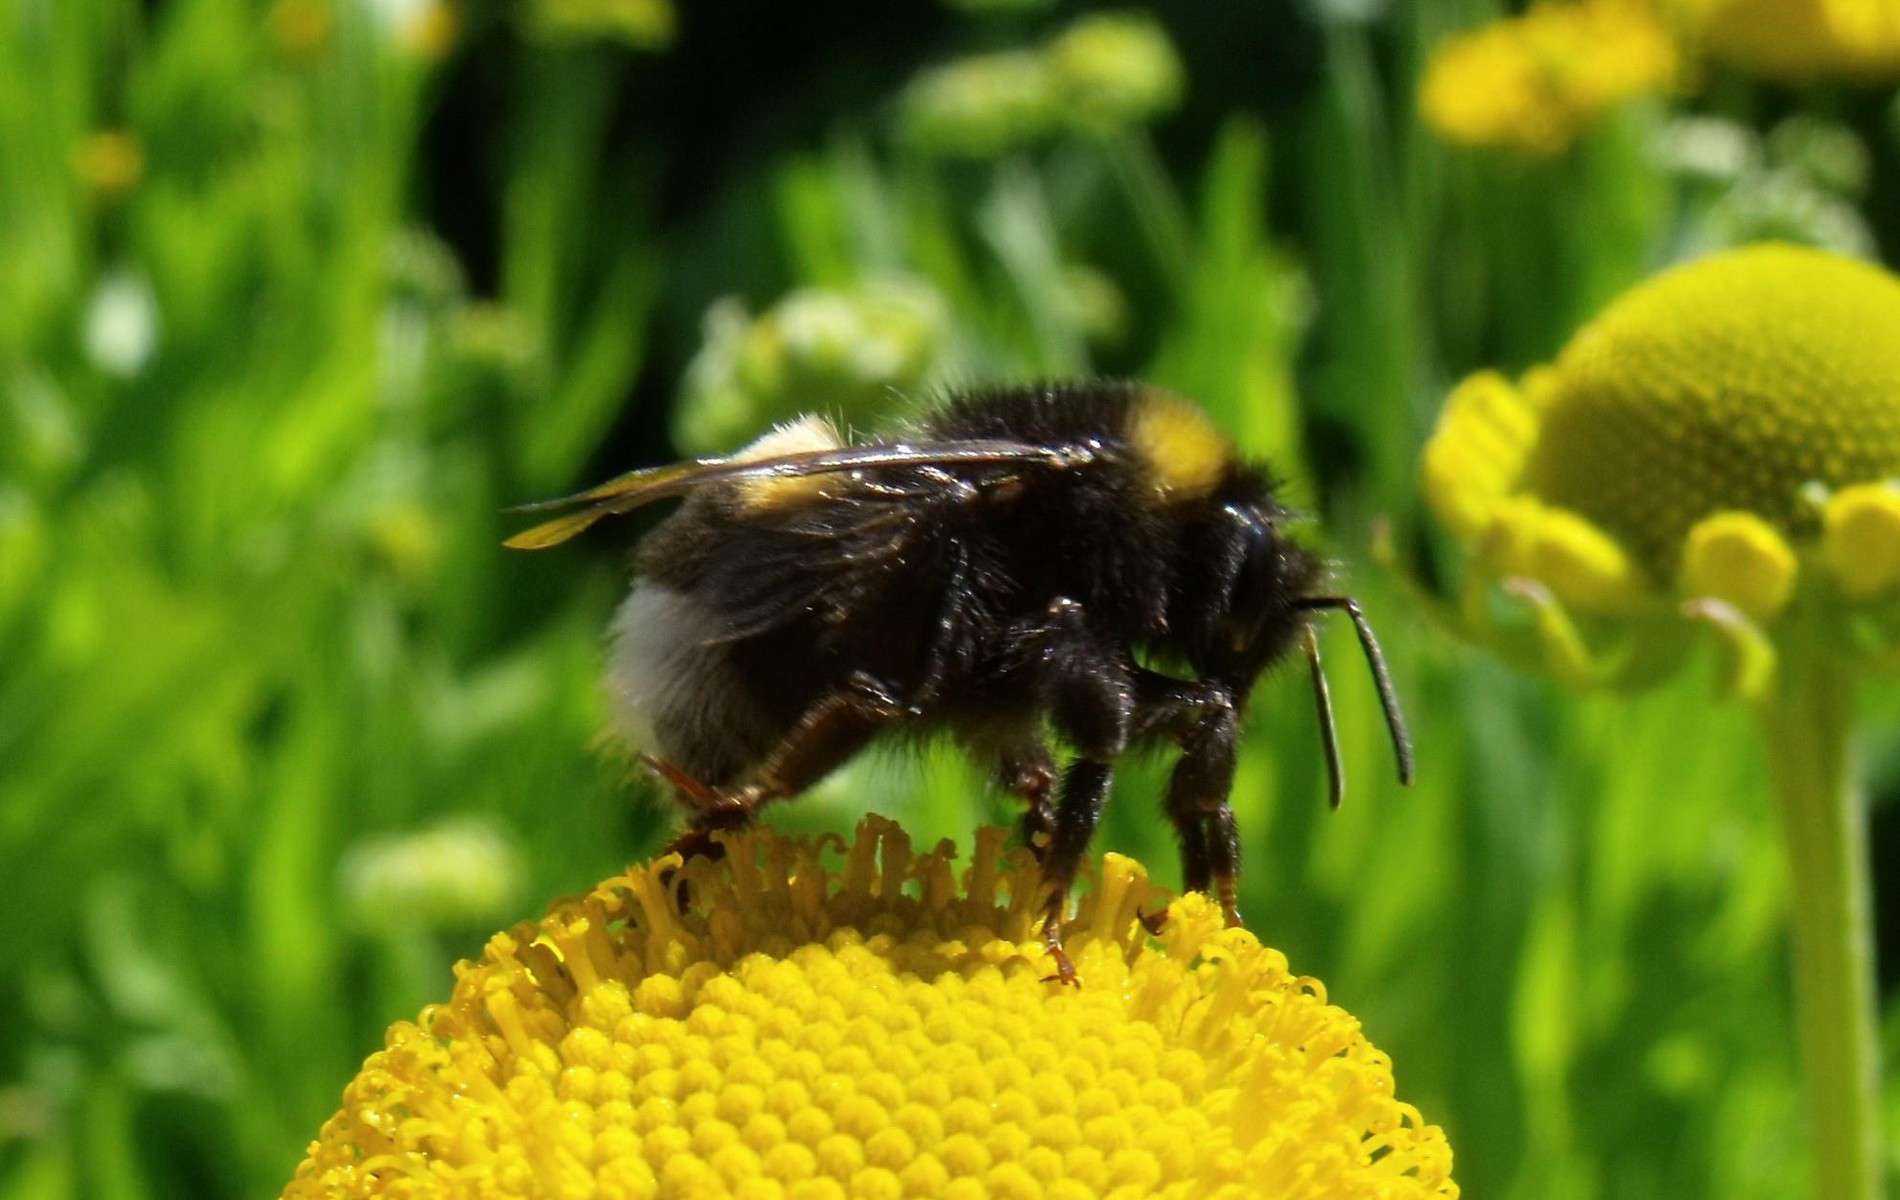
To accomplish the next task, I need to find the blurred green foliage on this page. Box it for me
[0,1,1896,1197]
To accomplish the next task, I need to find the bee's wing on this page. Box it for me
[503,439,1079,550]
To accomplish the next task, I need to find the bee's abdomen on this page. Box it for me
[604,582,780,786]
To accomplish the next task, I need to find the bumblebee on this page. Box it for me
[509,380,1411,982]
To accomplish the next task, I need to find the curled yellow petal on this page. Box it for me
[1484,497,1647,615]
[1679,511,1799,621]
[1422,370,1542,541]
[1821,481,1900,599]
[284,816,1459,1199]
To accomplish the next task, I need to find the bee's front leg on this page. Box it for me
[1133,672,1244,928]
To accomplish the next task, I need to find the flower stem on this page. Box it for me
[1758,654,1882,1200]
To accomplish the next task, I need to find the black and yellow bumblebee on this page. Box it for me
[508,380,1412,982]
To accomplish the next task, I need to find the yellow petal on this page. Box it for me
[1679,511,1799,620]
[1422,371,1541,541]
[1821,481,1900,599]
[1485,497,1647,615]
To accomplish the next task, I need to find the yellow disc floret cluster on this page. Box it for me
[1419,0,1677,155]
[1418,243,1900,689]
[283,816,1457,1199]
[1519,244,1900,579]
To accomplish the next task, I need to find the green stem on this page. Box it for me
[1758,654,1882,1200]
[1101,131,1193,306]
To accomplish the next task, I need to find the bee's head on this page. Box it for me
[1170,478,1322,694]
[1165,466,1416,804]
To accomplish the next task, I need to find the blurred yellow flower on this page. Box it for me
[1420,1,1677,154]
[1415,243,1900,688]
[72,131,143,198]
[1680,0,1900,80]
[285,816,1457,1198]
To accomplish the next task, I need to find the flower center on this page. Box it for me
[1520,243,1900,575]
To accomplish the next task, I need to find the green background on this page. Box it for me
[1,1,1896,1196]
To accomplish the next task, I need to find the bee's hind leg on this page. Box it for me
[681,670,906,843]
[655,672,905,912]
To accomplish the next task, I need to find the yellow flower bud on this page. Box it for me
[1679,511,1799,620]
[1045,12,1184,131]
[899,51,1058,158]
[1821,481,1900,599]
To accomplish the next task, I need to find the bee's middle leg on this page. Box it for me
[1028,599,1134,985]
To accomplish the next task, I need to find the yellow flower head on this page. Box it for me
[1415,243,1900,692]
[1680,0,1900,80]
[285,816,1457,1199]
[1420,0,1678,155]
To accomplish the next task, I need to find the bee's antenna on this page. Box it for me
[1297,596,1415,787]
[1303,626,1346,810]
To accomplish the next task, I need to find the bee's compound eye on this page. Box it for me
[1219,505,1281,651]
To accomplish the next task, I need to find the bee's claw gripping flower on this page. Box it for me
[285,817,1458,1198]
[1413,243,1900,692]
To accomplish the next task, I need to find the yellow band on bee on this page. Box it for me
[733,415,846,511]
[1129,389,1230,501]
